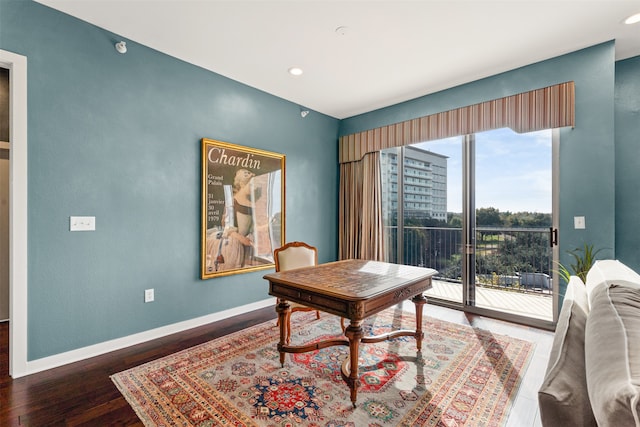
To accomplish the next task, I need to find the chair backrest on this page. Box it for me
[274,241,318,272]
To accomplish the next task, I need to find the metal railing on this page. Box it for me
[385,225,553,295]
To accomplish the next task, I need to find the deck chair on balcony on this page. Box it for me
[274,241,321,344]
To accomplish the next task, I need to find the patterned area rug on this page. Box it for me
[112,307,533,426]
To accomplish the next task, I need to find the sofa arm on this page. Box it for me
[538,276,597,427]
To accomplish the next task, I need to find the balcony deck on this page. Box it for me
[427,279,554,322]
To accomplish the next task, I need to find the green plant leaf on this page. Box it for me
[556,243,603,283]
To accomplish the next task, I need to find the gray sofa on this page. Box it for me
[538,260,640,426]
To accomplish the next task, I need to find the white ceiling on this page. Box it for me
[35,0,640,119]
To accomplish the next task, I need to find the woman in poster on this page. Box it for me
[207,168,263,272]
[232,168,259,238]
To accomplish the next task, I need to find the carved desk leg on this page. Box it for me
[344,321,363,407]
[412,293,427,351]
[275,298,290,367]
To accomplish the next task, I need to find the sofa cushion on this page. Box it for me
[538,276,597,427]
[585,281,640,427]
[586,259,640,305]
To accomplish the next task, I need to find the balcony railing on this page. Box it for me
[385,225,553,295]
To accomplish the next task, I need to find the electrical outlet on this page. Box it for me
[144,288,154,303]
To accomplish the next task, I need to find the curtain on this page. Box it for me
[339,151,385,261]
[337,81,575,262]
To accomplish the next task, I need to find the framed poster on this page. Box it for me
[201,138,285,279]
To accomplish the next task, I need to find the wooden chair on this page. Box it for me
[274,241,320,344]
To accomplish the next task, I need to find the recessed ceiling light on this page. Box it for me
[624,12,640,24]
[288,67,303,76]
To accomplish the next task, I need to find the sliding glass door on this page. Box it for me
[381,128,558,325]
[381,137,464,303]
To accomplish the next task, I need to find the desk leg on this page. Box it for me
[275,298,290,367]
[344,321,363,407]
[412,293,427,351]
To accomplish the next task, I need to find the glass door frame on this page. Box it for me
[462,134,476,307]
[450,131,559,329]
[383,130,559,329]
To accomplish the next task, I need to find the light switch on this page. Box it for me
[70,216,96,231]
[574,216,586,229]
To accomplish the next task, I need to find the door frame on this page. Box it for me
[552,128,560,322]
[459,129,559,327]
[0,49,28,378]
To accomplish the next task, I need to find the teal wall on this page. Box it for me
[615,56,640,270]
[1,1,339,360]
[340,42,618,301]
[1,0,635,360]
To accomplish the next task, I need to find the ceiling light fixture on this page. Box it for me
[115,41,127,54]
[624,12,640,24]
[288,67,303,76]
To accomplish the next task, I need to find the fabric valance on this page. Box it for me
[339,81,575,163]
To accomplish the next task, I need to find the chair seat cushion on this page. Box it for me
[289,301,314,310]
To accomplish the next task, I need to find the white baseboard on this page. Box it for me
[17,297,276,378]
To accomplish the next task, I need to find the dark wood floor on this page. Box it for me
[0,307,278,426]
[0,303,553,426]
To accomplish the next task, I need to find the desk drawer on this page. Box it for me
[270,283,349,317]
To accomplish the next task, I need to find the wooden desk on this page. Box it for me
[264,259,437,406]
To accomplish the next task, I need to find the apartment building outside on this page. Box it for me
[381,146,448,222]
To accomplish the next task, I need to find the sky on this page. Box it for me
[414,128,552,214]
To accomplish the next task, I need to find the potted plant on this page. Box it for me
[556,243,603,283]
